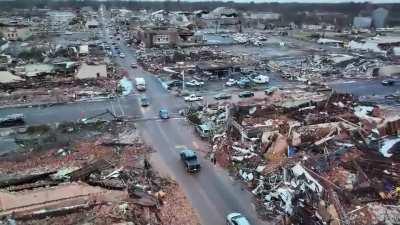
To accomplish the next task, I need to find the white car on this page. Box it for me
[225,79,237,87]
[226,213,251,225]
[186,80,204,87]
[119,53,126,58]
[251,75,269,84]
[184,94,203,102]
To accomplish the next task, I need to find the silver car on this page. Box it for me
[226,213,251,225]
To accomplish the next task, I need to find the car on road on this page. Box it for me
[180,149,201,173]
[186,79,204,87]
[131,63,138,68]
[214,93,232,100]
[238,91,254,98]
[159,109,170,119]
[119,53,125,58]
[184,94,203,102]
[225,78,237,87]
[140,96,149,107]
[382,79,395,86]
[226,212,251,225]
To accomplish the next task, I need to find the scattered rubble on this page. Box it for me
[0,121,200,225]
[200,88,400,225]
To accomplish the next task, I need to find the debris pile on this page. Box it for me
[210,89,400,225]
[268,54,392,82]
[0,121,200,225]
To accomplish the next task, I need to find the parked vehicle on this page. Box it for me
[237,77,251,88]
[180,149,201,173]
[184,94,203,102]
[131,63,138,68]
[225,79,237,87]
[251,75,270,84]
[382,79,395,86]
[119,53,125,58]
[214,93,232,100]
[226,213,251,225]
[159,109,169,119]
[140,96,149,107]
[196,124,211,138]
[135,77,146,91]
[186,79,204,87]
[238,91,254,98]
[166,80,182,89]
[0,114,25,127]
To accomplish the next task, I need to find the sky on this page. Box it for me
[1,0,399,3]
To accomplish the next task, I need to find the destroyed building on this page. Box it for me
[206,89,400,225]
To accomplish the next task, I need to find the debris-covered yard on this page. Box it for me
[196,88,400,225]
[0,120,200,225]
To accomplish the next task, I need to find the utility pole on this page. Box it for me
[182,70,185,92]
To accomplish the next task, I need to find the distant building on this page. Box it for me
[134,26,198,48]
[372,7,388,28]
[0,20,32,41]
[135,26,178,48]
[353,16,372,29]
[202,7,240,32]
[46,11,75,31]
[243,12,281,29]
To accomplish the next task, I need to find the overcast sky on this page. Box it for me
[1,0,399,3]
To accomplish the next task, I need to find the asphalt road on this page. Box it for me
[109,24,265,224]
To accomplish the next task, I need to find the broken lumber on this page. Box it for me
[0,171,56,188]
[7,180,60,192]
[68,159,112,181]
[128,190,157,207]
[13,203,98,221]
[87,179,126,190]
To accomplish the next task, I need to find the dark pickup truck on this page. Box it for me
[180,149,201,173]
